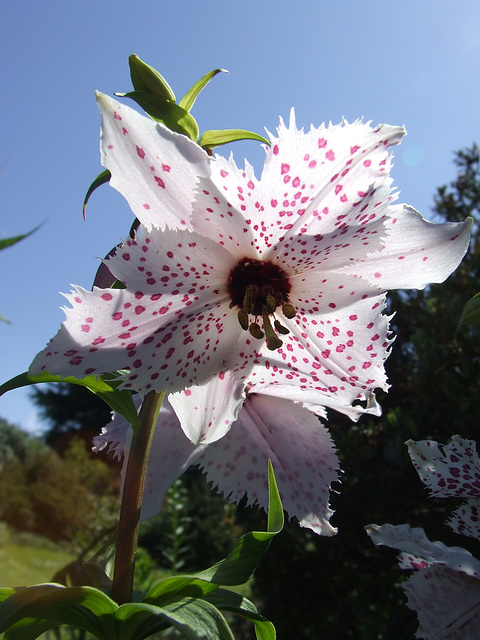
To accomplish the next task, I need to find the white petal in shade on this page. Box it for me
[343,205,472,290]
[404,565,480,640]
[449,500,480,541]
[407,436,480,499]
[169,370,246,445]
[366,523,480,578]
[94,397,206,522]
[96,92,210,232]
[196,391,341,535]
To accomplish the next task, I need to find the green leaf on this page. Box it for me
[117,599,235,640]
[179,69,228,113]
[116,91,199,141]
[128,54,176,102]
[144,576,218,606]
[204,590,276,640]
[460,292,480,325]
[0,371,139,429]
[0,313,11,324]
[82,170,111,219]
[0,224,42,251]
[198,129,270,151]
[0,584,118,639]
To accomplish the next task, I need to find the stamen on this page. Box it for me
[238,308,249,331]
[282,303,296,319]
[249,322,265,339]
[262,309,283,351]
[274,319,290,335]
[227,257,296,351]
[265,293,277,313]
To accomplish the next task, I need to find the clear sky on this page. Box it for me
[1,0,479,434]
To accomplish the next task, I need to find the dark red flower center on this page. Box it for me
[227,258,296,350]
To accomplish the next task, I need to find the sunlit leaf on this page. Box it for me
[179,69,228,113]
[0,371,139,429]
[128,54,176,102]
[116,91,199,141]
[198,129,269,150]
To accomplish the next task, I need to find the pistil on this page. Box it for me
[227,258,296,351]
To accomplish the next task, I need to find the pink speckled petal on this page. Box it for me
[247,293,391,411]
[407,437,480,499]
[191,157,259,258]
[404,565,480,640]
[449,500,480,541]
[97,92,210,232]
[169,370,246,445]
[366,523,480,577]
[254,112,404,248]
[342,205,472,289]
[30,229,250,393]
[94,397,205,521]
[196,391,340,535]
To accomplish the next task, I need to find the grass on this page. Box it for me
[0,543,75,587]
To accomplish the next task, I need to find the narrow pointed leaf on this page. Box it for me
[204,590,276,640]
[0,313,11,324]
[116,91,199,140]
[198,129,269,150]
[194,461,284,586]
[0,371,139,429]
[82,169,111,219]
[0,224,42,251]
[128,54,176,102]
[179,69,228,113]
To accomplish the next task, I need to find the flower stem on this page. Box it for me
[111,390,165,604]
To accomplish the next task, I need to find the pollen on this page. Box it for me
[227,258,296,350]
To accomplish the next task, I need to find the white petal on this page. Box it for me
[95,397,205,522]
[404,565,480,640]
[30,229,248,393]
[191,157,259,257]
[449,500,480,541]
[366,523,480,577]
[256,116,404,250]
[196,392,340,535]
[407,436,480,499]
[246,293,391,412]
[96,92,210,232]
[169,371,246,445]
[342,205,472,289]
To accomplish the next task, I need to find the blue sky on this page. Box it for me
[1,0,479,434]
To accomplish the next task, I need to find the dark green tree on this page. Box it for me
[31,384,111,449]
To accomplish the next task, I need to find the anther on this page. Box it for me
[274,319,290,335]
[238,308,249,331]
[249,322,265,339]
[265,294,277,313]
[262,309,283,351]
[282,303,296,319]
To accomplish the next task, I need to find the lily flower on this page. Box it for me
[94,371,343,535]
[367,436,480,638]
[30,94,471,413]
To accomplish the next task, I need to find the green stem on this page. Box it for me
[111,390,165,604]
